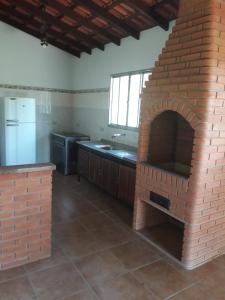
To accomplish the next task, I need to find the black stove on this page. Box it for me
[50,132,90,175]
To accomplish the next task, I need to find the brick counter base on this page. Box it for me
[0,164,55,271]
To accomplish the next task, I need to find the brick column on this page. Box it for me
[0,164,55,271]
[134,0,225,269]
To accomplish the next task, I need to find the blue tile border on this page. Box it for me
[0,84,109,94]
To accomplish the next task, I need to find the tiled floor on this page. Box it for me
[1,172,225,299]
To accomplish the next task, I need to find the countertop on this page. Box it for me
[77,140,137,166]
[0,163,56,175]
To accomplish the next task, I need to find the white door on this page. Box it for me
[17,98,36,123]
[5,123,18,166]
[4,98,17,122]
[17,123,36,165]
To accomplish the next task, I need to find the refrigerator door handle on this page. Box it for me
[6,124,19,127]
[6,119,19,122]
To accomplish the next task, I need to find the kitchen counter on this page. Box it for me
[0,163,55,175]
[76,140,137,167]
[77,141,136,206]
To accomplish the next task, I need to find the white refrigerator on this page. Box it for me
[0,97,36,166]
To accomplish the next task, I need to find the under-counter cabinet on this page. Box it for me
[89,152,104,187]
[89,152,120,197]
[118,165,136,206]
[77,145,136,206]
[77,147,90,178]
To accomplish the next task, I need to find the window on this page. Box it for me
[109,70,151,129]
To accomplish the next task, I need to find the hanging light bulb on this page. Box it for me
[41,36,48,48]
[40,0,48,48]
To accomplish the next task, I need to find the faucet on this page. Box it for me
[112,133,126,139]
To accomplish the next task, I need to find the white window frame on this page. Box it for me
[108,69,152,130]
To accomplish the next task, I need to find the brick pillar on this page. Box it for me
[134,0,225,269]
[0,164,55,270]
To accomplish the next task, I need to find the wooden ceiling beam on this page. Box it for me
[107,0,124,10]
[14,0,105,51]
[124,0,169,31]
[0,13,81,58]
[0,3,91,55]
[163,0,180,12]
[72,0,140,39]
[49,1,121,46]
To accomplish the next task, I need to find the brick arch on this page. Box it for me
[138,100,200,162]
[143,100,200,130]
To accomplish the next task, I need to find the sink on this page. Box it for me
[108,150,132,157]
[94,144,120,151]
[94,144,112,150]
[92,143,137,162]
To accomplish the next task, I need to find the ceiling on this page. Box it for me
[0,0,180,58]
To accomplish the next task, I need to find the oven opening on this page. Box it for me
[148,110,194,177]
[138,202,185,260]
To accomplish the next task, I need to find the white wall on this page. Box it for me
[0,21,74,90]
[0,20,174,159]
[0,21,76,163]
[72,23,174,146]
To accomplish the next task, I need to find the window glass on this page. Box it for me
[128,74,141,128]
[109,70,151,129]
[118,76,129,126]
[109,77,120,124]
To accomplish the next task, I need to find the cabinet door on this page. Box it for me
[4,98,17,121]
[17,123,36,164]
[77,147,90,178]
[89,153,103,186]
[118,165,136,206]
[102,158,119,197]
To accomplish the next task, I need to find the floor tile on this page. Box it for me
[24,246,68,273]
[53,198,98,220]
[199,270,225,300]
[85,194,115,211]
[77,212,116,232]
[105,206,133,227]
[29,263,87,300]
[94,273,157,300]
[53,220,87,240]
[64,289,98,300]
[52,205,78,223]
[212,254,225,269]
[91,223,135,250]
[0,266,26,283]
[166,257,221,282]
[133,260,192,299]
[0,277,35,300]
[60,231,101,259]
[168,284,212,300]
[110,239,161,270]
[75,250,127,286]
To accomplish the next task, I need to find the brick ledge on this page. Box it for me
[0,163,56,175]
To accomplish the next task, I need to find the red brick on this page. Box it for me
[0,169,53,271]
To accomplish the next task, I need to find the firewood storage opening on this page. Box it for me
[148,111,194,178]
[139,202,185,261]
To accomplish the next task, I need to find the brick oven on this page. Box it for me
[134,0,225,269]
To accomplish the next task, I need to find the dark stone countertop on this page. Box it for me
[76,140,137,167]
[0,163,56,175]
